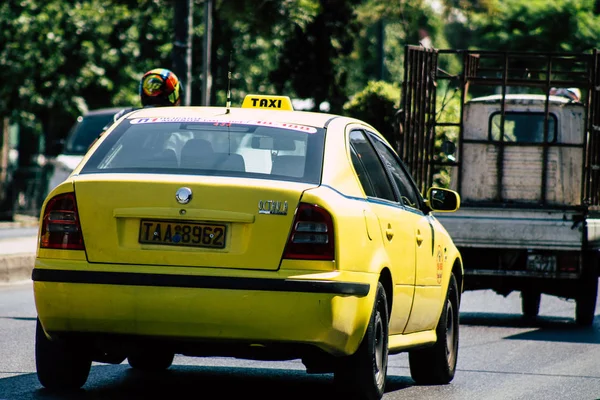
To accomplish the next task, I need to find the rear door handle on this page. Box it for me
[416,232,423,246]
[385,223,394,241]
[386,229,394,241]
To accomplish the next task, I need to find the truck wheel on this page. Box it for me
[35,318,91,390]
[128,351,174,371]
[409,273,459,385]
[576,276,598,326]
[334,282,389,400]
[521,291,541,318]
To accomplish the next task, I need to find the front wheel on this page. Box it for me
[334,282,389,400]
[35,318,91,390]
[409,273,460,385]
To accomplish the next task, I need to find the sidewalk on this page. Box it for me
[0,215,39,283]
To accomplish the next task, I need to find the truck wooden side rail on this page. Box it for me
[398,45,600,325]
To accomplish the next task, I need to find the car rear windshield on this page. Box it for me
[80,117,326,184]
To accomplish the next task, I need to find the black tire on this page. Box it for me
[35,318,91,390]
[409,273,459,385]
[521,290,541,318]
[334,282,389,400]
[128,351,174,371]
[576,276,598,327]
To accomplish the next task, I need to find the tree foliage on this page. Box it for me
[0,0,173,150]
[343,80,400,143]
[347,0,450,93]
[3,0,600,164]
[445,0,600,53]
[269,0,362,113]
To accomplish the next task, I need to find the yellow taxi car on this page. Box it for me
[33,94,463,399]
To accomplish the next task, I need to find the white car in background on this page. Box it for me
[46,108,125,195]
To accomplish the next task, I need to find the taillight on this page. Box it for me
[40,192,85,250]
[557,252,580,273]
[283,203,334,260]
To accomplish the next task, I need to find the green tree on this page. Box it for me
[207,0,320,106]
[468,0,600,52]
[345,0,451,94]
[0,0,174,154]
[269,0,362,113]
[343,80,400,143]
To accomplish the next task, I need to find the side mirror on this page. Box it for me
[426,187,460,212]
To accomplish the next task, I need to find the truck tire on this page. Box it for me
[575,277,598,326]
[575,253,599,326]
[409,273,459,385]
[35,318,91,390]
[333,282,389,400]
[520,291,541,319]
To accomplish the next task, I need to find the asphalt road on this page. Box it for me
[1,282,600,400]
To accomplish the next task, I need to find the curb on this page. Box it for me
[0,215,39,229]
[0,253,35,283]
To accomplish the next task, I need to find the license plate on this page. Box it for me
[526,254,556,272]
[139,219,226,249]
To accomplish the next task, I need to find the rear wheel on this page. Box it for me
[128,351,174,371]
[35,318,91,390]
[334,282,389,400]
[521,290,541,319]
[576,253,599,326]
[409,273,459,385]
[576,279,598,327]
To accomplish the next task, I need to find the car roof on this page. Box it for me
[84,107,128,117]
[123,106,347,129]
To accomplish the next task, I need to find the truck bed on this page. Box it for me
[435,207,585,251]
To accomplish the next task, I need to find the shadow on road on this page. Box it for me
[460,311,600,344]
[0,364,416,400]
[0,316,37,322]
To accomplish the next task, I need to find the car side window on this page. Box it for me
[349,130,396,202]
[350,145,377,197]
[369,133,422,209]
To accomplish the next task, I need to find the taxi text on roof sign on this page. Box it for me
[242,94,294,111]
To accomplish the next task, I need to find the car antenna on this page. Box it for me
[226,50,233,154]
[225,51,233,114]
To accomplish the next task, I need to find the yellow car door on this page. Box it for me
[348,130,416,335]
[368,135,442,334]
[406,213,442,332]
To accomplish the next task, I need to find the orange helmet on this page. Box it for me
[139,68,181,106]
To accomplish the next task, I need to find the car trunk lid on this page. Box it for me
[75,174,316,270]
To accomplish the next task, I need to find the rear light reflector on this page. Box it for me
[40,192,85,250]
[283,203,334,260]
[557,252,580,273]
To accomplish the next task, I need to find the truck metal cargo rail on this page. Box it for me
[397,46,600,325]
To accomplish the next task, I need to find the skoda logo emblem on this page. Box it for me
[175,187,192,204]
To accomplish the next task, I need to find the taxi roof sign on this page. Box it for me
[242,94,294,111]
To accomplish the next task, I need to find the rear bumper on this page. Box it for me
[33,260,376,357]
